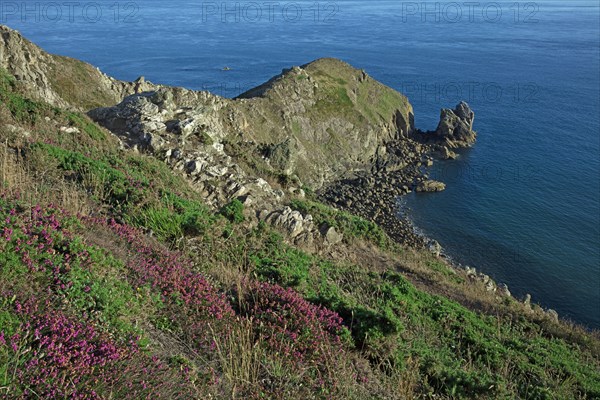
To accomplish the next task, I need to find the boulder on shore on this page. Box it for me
[416,180,446,192]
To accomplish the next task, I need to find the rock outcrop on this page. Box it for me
[87,57,416,190]
[88,88,228,150]
[433,101,477,147]
[413,101,477,156]
[416,180,446,193]
[228,58,415,188]
[258,206,327,246]
[89,88,331,247]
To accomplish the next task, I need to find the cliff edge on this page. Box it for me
[0,25,155,110]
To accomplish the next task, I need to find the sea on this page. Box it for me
[3,0,599,328]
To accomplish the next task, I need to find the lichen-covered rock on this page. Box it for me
[434,145,458,160]
[259,207,324,245]
[322,226,343,246]
[427,239,442,256]
[266,137,300,176]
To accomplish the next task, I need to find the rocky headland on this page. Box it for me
[1,24,506,296]
[84,56,478,247]
[1,24,598,399]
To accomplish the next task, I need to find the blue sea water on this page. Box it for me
[4,0,599,327]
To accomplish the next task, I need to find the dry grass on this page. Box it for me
[208,318,263,398]
[0,141,92,214]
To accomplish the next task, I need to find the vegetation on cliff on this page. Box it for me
[1,26,600,399]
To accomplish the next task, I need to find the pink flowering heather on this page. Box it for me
[0,197,349,397]
[238,281,346,393]
[1,299,194,399]
[0,202,97,302]
[0,294,123,398]
[14,311,124,398]
[82,217,235,352]
[95,218,234,319]
[0,200,201,398]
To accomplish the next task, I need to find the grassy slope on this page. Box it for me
[302,58,412,128]
[1,25,140,111]
[1,67,600,399]
[46,55,120,110]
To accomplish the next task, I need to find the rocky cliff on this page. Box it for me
[88,58,416,189]
[2,25,597,400]
[0,25,155,110]
[227,59,415,187]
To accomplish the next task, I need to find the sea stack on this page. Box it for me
[433,101,477,148]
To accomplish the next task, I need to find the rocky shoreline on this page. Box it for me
[318,102,554,317]
[319,101,477,249]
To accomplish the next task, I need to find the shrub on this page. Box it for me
[219,198,245,223]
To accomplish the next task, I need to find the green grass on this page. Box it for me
[250,231,314,288]
[33,143,142,206]
[130,191,216,242]
[289,199,392,249]
[291,119,301,135]
[427,260,465,284]
[0,68,44,124]
[47,55,117,109]
[219,199,245,224]
[197,130,214,146]
[247,230,600,399]
[310,71,353,117]
[0,69,118,154]
[303,59,409,127]
[30,143,218,245]
[62,238,162,338]
[0,299,23,388]
[66,112,107,141]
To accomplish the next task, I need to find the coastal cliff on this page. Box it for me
[1,25,598,400]
[0,25,156,110]
[87,57,418,189]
